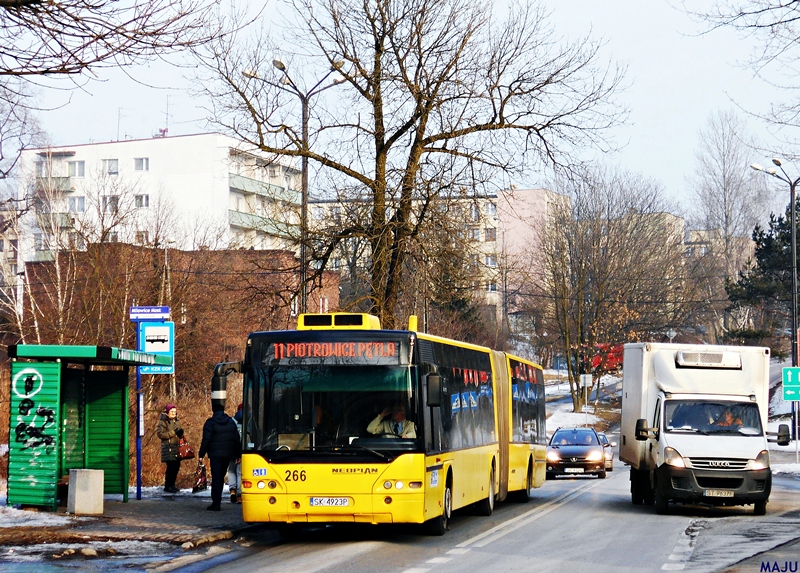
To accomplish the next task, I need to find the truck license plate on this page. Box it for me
[703,489,734,498]
[309,497,350,507]
[565,468,584,474]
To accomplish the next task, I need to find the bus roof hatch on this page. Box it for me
[298,313,382,330]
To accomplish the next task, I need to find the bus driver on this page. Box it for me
[367,402,416,438]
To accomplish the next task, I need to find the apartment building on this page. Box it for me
[17,133,301,263]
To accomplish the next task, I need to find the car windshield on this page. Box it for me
[665,399,763,436]
[551,429,599,446]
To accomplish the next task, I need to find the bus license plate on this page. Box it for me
[309,497,350,507]
[565,468,584,474]
[703,489,734,498]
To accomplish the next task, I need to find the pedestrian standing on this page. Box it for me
[199,404,241,511]
[226,403,243,503]
[156,403,184,493]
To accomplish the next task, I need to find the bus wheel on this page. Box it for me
[510,463,532,503]
[475,469,495,516]
[424,483,451,536]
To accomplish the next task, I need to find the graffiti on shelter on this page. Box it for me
[12,368,55,452]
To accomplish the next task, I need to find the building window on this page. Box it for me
[35,161,48,177]
[470,253,480,267]
[10,263,17,276]
[136,231,149,245]
[485,227,496,242]
[68,196,85,213]
[486,202,497,216]
[102,195,119,213]
[102,159,119,175]
[34,233,45,251]
[468,227,481,241]
[471,204,480,221]
[487,281,497,292]
[68,161,85,177]
[0,239,4,252]
[106,232,118,243]
[10,239,17,255]
[68,232,85,250]
[134,157,149,171]
[485,254,497,267]
[135,194,149,208]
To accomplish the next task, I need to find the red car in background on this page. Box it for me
[591,343,623,372]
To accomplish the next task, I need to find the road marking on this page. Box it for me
[426,557,453,564]
[457,479,603,549]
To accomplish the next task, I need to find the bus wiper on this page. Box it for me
[346,443,388,460]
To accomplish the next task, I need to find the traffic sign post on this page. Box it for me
[129,306,174,499]
[782,366,800,463]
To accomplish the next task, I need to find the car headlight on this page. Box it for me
[664,446,686,468]
[747,450,770,471]
[546,450,561,462]
[586,450,603,462]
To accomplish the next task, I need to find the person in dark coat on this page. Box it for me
[156,403,184,493]
[199,404,242,511]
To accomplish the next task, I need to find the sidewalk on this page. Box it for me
[0,490,254,549]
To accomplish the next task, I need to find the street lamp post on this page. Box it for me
[243,60,344,314]
[751,159,800,443]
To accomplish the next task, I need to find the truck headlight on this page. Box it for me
[747,450,770,471]
[664,446,686,468]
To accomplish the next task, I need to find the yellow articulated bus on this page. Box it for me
[213,313,546,535]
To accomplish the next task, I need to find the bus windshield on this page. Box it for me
[665,399,763,436]
[243,363,419,453]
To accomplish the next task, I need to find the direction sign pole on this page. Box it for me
[135,331,143,501]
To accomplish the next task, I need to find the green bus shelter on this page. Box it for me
[6,345,172,510]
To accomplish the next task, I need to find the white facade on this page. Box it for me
[17,133,301,262]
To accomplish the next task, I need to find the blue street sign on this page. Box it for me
[138,321,175,374]
[130,306,170,321]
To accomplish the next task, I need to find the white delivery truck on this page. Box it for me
[620,343,789,515]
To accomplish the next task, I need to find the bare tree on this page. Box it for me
[0,0,233,79]
[537,166,695,411]
[688,109,771,339]
[195,0,626,328]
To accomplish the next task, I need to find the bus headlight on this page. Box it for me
[664,447,686,468]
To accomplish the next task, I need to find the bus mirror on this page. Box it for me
[427,374,442,407]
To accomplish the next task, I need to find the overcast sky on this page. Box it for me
[33,0,791,217]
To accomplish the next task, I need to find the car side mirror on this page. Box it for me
[426,373,442,407]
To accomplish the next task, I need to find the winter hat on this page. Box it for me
[237,403,243,411]
[165,403,176,413]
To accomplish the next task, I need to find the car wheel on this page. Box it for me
[546,472,555,481]
[598,469,607,479]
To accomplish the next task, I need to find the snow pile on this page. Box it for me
[0,505,83,528]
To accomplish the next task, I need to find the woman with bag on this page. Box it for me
[156,403,185,493]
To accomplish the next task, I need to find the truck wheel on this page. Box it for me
[754,500,767,516]
[654,481,669,515]
[631,470,643,505]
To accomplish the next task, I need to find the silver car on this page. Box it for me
[597,432,616,471]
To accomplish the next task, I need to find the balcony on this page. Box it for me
[35,177,73,192]
[229,173,300,204]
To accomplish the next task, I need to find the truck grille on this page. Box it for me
[687,457,748,470]
[696,476,743,489]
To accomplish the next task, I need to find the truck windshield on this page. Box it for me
[243,364,419,452]
[664,400,763,436]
